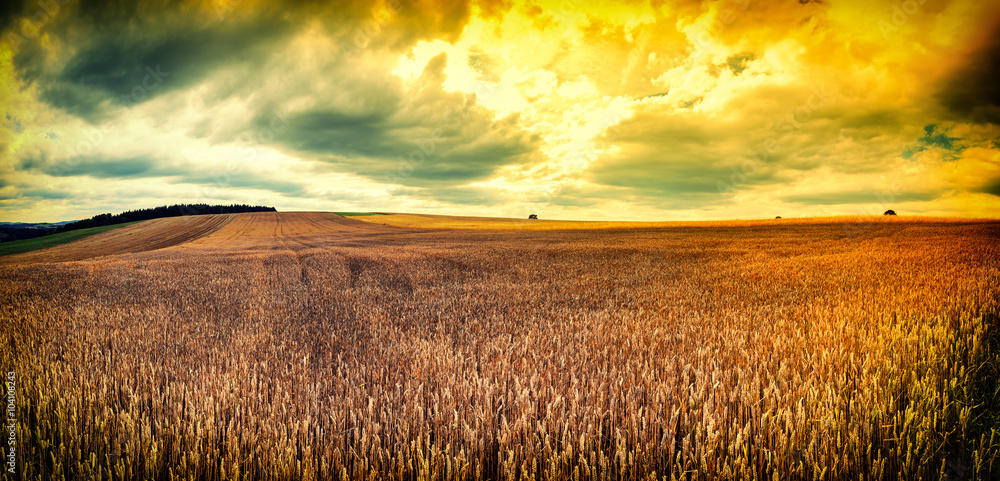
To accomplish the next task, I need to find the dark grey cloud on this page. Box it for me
[4,0,537,208]
[395,185,507,206]
[180,174,309,198]
[19,154,172,179]
[34,84,107,121]
[588,152,765,197]
[937,25,1000,125]
[836,110,906,141]
[242,52,541,188]
[22,188,73,200]
[294,108,538,186]
[585,110,786,199]
[18,15,295,122]
[15,152,310,197]
[8,0,513,123]
[0,0,27,34]
[979,177,1000,197]
[542,185,633,209]
[781,190,942,205]
[69,0,186,25]
[725,52,756,75]
[0,182,73,201]
[581,80,940,209]
[276,109,398,159]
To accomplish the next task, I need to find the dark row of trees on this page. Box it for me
[0,226,51,243]
[56,204,277,232]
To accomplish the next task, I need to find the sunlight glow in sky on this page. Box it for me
[1,0,999,221]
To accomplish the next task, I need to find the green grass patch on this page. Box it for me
[0,221,142,257]
[334,212,387,217]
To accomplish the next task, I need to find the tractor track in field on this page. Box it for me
[276,213,310,284]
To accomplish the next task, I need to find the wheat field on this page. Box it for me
[1,212,998,480]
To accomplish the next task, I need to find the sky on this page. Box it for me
[1,0,999,222]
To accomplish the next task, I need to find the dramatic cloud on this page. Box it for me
[1,0,999,222]
[937,21,1000,125]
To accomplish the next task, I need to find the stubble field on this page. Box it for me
[1,212,998,480]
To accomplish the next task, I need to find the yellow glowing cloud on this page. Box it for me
[2,0,1000,221]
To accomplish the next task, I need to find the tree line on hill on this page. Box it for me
[0,204,276,243]
[0,226,52,242]
[56,204,276,232]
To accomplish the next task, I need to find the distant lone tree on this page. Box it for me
[884,209,897,216]
[775,216,781,219]
[528,214,538,219]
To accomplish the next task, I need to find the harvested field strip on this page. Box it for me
[0,221,142,257]
[0,214,233,266]
[334,212,387,217]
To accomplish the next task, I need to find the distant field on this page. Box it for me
[334,211,387,217]
[1,212,998,479]
[0,221,141,257]
[355,212,989,231]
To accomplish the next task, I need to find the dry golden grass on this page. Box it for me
[1,212,998,480]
